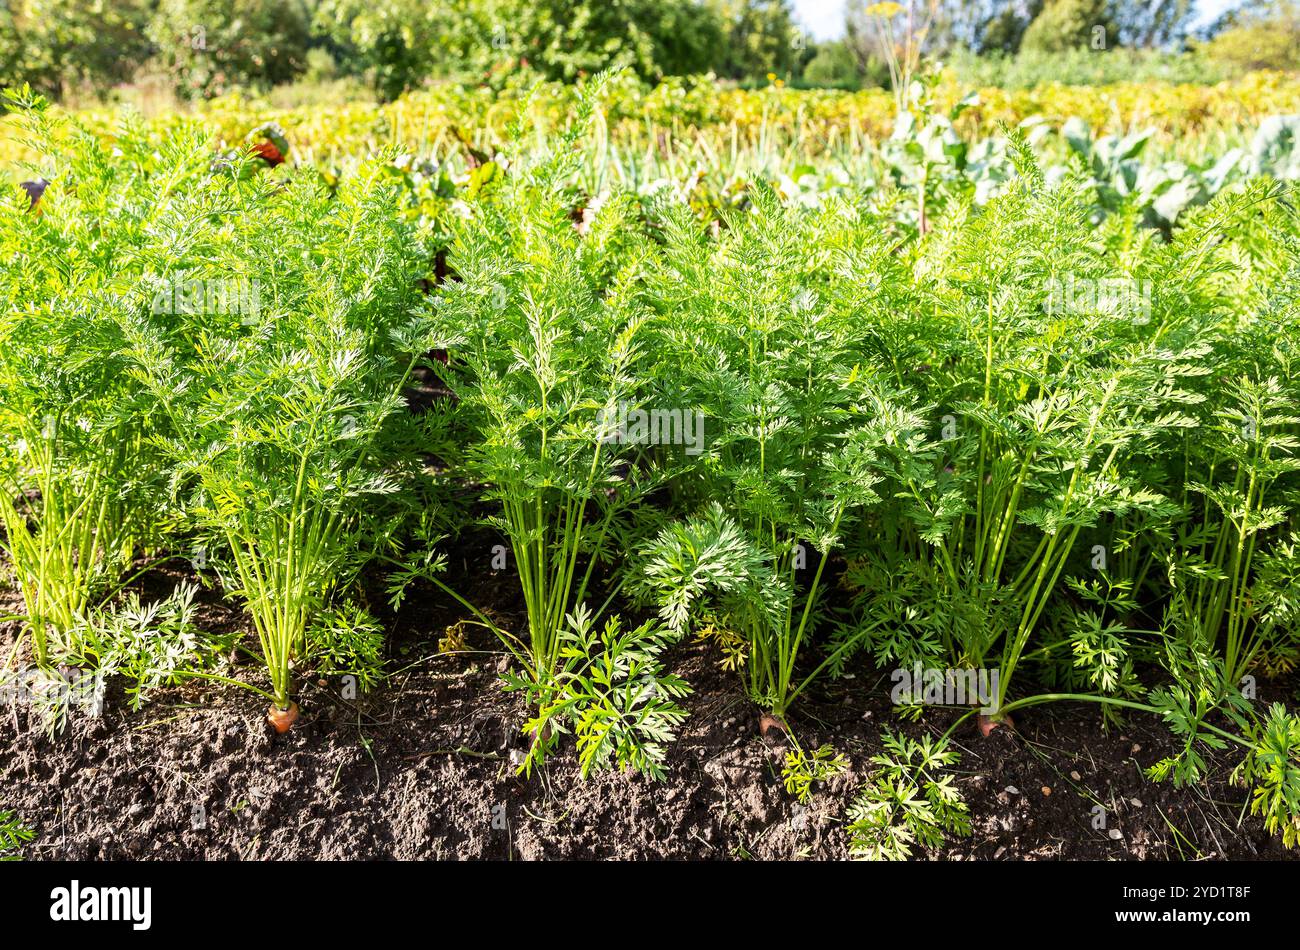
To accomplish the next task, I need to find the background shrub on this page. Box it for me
[146,0,313,99]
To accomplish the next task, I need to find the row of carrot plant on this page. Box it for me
[2,83,1299,856]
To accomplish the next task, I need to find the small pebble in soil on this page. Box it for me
[1005,785,1020,795]
[1108,829,1123,840]
[1131,743,1142,754]
[1041,786,1051,797]
[1131,798,1142,808]
[1070,770,1082,781]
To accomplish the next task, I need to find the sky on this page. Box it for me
[789,0,1244,43]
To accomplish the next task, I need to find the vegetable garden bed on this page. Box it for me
[2,561,1292,860]
[2,73,1299,863]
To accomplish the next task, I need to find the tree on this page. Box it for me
[314,0,727,98]
[1020,0,1117,53]
[311,0,452,99]
[977,0,1046,53]
[1111,0,1195,48]
[486,0,724,81]
[147,0,313,98]
[802,39,862,87]
[847,1,1046,56]
[0,0,154,97]
[706,0,799,79]
[1201,0,1300,71]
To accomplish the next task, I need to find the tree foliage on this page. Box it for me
[1020,0,1116,54]
[0,0,153,97]
[146,0,313,99]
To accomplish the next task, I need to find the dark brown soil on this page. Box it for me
[1,561,1296,861]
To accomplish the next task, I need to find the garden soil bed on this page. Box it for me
[1,562,1296,861]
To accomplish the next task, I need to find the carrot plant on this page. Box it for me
[1157,204,1300,690]
[118,155,432,722]
[0,88,188,667]
[1165,376,1300,693]
[0,810,33,861]
[635,186,912,720]
[1089,185,1300,703]
[843,173,1300,854]
[840,151,1284,724]
[0,392,152,666]
[416,82,691,772]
